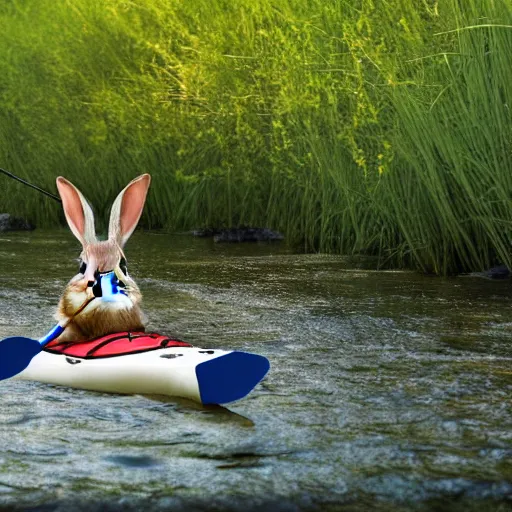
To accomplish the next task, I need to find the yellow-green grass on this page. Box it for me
[1,0,511,274]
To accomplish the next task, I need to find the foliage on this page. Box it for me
[1,0,511,273]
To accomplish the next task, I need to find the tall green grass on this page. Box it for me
[1,0,511,273]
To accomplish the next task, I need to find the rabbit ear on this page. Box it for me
[56,177,97,246]
[108,174,151,247]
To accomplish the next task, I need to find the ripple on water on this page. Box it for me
[0,232,511,510]
[104,455,164,469]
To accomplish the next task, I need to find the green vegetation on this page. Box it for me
[1,0,512,274]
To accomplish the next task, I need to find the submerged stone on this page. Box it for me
[470,264,510,279]
[192,227,283,243]
[0,213,35,232]
[214,228,284,243]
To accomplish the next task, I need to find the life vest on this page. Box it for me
[44,332,191,359]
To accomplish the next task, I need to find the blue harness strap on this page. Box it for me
[37,271,124,346]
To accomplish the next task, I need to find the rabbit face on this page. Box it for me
[65,241,138,308]
[55,175,151,342]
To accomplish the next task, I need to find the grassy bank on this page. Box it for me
[1,0,511,273]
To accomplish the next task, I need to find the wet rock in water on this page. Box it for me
[191,228,219,238]
[470,264,510,279]
[0,213,35,232]
[192,227,284,243]
[214,228,284,243]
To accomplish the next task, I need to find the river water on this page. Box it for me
[0,231,510,511]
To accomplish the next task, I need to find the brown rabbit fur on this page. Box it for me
[54,174,151,342]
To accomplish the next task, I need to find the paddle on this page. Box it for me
[0,296,94,381]
[0,334,59,380]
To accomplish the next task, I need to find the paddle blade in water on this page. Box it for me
[0,337,42,380]
[196,351,270,404]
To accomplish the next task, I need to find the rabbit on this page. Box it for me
[54,174,151,342]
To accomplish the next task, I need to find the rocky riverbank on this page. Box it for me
[0,213,34,232]
[192,227,283,243]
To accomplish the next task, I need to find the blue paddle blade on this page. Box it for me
[195,351,270,404]
[0,337,42,380]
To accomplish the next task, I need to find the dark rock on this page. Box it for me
[192,227,284,243]
[191,228,220,238]
[0,213,35,232]
[470,264,510,279]
[213,228,284,243]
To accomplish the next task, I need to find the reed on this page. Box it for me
[0,0,511,273]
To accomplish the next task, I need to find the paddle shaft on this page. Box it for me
[0,167,62,203]
[39,294,95,346]
[0,281,95,380]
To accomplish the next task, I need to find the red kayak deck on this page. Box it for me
[44,332,191,359]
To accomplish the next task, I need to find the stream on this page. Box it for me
[0,231,511,511]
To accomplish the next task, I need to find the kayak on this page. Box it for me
[13,332,270,404]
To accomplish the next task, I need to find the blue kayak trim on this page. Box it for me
[195,351,270,404]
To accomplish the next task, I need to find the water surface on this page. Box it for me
[0,231,511,511]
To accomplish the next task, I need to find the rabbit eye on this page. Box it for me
[79,261,87,274]
[119,257,128,275]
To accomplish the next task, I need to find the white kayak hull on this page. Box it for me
[14,346,270,404]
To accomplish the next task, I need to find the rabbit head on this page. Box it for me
[55,174,151,342]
